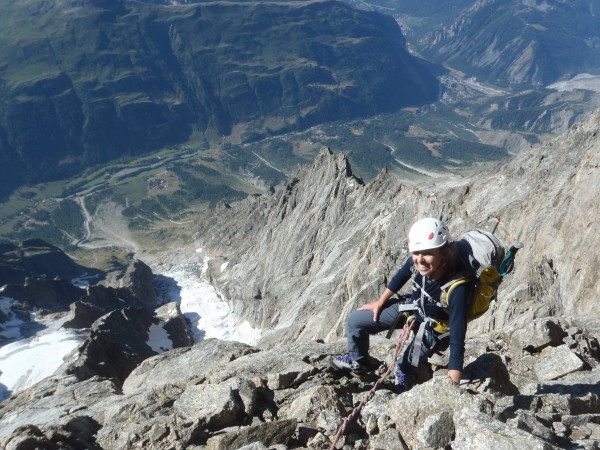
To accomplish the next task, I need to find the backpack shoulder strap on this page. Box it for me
[440,275,471,309]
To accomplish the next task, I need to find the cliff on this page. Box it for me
[198,109,600,348]
[2,108,600,447]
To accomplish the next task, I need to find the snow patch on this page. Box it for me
[235,320,262,344]
[161,258,261,345]
[147,322,174,353]
[0,297,25,342]
[71,272,102,288]
[1,298,85,400]
[0,329,83,401]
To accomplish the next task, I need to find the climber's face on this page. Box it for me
[412,248,445,280]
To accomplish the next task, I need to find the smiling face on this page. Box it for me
[412,247,446,279]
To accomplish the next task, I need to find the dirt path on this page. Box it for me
[74,196,92,247]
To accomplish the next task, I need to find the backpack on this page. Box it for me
[434,229,507,333]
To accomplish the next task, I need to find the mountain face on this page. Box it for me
[0,239,100,286]
[196,108,600,348]
[0,0,439,199]
[2,109,600,448]
[417,0,600,87]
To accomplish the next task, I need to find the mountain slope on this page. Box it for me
[2,112,600,449]
[418,0,600,86]
[196,107,600,346]
[0,0,439,199]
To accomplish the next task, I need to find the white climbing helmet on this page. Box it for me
[408,218,451,252]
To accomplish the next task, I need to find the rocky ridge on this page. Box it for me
[199,109,600,345]
[2,109,600,447]
[0,243,193,393]
[1,321,599,449]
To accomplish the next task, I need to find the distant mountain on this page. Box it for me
[0,0,439,199]
[344,0,475,38]
[416,0,600,87]
[342,0,600,88]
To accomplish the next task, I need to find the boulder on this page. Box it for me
[63,307,155,384]
[387,376,479,449]
[205,419,297,450]
[454,408,557,449]
[284,386,345,429]
[463,352,519,395]
[534,344,586,381]
[94,384,185,449]
[122,339,259,394]
[507,318,565,354]
[0,375,119,446]
[416,410,454,449]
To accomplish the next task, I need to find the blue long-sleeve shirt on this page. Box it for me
[387,257,471,371]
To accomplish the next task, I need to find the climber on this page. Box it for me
[329,217,473,391]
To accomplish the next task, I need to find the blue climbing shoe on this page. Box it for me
[394,366,407,393]
[329,355,367,377]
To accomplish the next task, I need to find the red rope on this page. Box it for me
[328,321,414,450]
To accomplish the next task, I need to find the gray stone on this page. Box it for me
[4,425,52,450]
[94,384,184,449]
[205,419,297,450]
[507,410,557,443]
[541,393,600,416]
[453,408,557,450]
[306,431,331,449]
[552,421,567,437]
[462,352,519,395]
[122,339,258,393]
[206,340,339,385]
[266,360,316,390]
[284,386,344,428]
[317,409,344,434]
[561,413,600,430]
[360,389,397,435]
[571,439,600,450]
[0,375,119,445]
[416,410,454,449]
[508,319,565,354]
[174,384,241,431]
[521,364,600,397]
[221,377,259,418]
[534,344,585,381]
[387,377,477,449]
[368,429,407,450]
[237,443,269,450]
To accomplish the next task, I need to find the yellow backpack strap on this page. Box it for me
[439,276,471,309]
[434,276,472,333]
